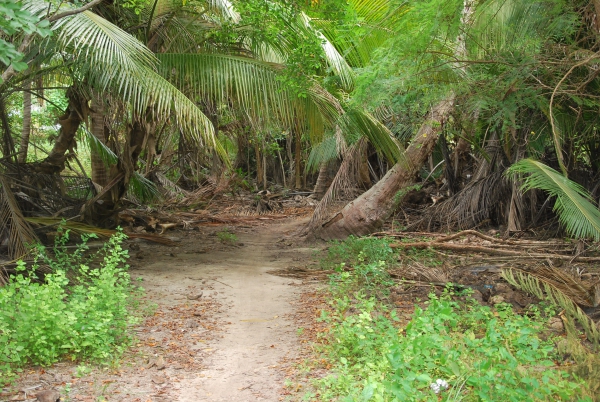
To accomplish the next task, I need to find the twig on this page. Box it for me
[208,278,233,288]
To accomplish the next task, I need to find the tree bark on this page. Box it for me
[255,141,263,189]
[90,98,110,186]
[294,126,302,189]
[314,97,455,239]
[313,160,339,200]
[18,82,31,164]
[33,88,88,174]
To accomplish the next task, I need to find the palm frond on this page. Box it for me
[157,53,346,143]
[127,172,161,203]
[208,0,240,23]
[338,108,404,164]
[311,0,409,68]
[51,10,158,70]
[82,127,118,167]
[24,216,177,245]
[0,176,39,259]
[472,0,572,57]
[506,159,600,241]
[25,4,220,154]
[306,138,368,232]
[307,134,340,172]
[502,266,600,348]
[157,52,295,127]
[300,12,355,90]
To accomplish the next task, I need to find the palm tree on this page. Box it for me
[1,0,400,235]
[313,0,600,238]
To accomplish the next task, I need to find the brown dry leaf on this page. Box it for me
[8,392,26,402]
[155,355,166,370]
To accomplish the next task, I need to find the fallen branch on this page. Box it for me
[390,241,600,262]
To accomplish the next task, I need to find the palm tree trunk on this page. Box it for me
[18,82,31,164]
[313,160,339,200]
[294,126,302,189]
[255,141,263,188]
[34,88,88,174]
[313,97,455,239]
[90,98,109,186]
[311,0,476,239]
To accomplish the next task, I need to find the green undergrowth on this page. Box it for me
[0,229,144,383]
[321,236,397,271]
[297,236,597,401]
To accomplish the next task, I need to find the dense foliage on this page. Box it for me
[298,236,596,401]
[0,230,143,382]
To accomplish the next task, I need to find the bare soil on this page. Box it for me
[2,217,321,402]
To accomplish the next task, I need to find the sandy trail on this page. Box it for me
[133,217,313,401]
[3,217,316,402]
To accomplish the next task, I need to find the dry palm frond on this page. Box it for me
[0,176,39,259]
[397,262,449,283]
[153,172,191,200]
[502,267,600,348]
[424,172,511,231]
[24,217,177,246]
[305,138,368,232]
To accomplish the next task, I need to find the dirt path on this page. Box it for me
[131,217,315,401]
[3,217,318,402]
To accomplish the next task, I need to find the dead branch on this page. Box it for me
[390,242,600,262]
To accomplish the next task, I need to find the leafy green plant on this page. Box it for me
[309,284,585,401]
[0,229,143,383]
[321,236,395,270]
[217,229,238,244]
[506,158,600,241]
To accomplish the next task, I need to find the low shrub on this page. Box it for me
[0,229,142,382]
[308,266,586,401]
[321,236,395,270]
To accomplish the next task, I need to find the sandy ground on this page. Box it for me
[2,217,319,401]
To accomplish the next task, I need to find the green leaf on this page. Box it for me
[10,61,28,71]
[506,159,600,241]
[416,373,432,383]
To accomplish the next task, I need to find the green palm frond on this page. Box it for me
[338,108,404,164]
[502,267,600,348]
[128,172,161,203]
[22,2,220,153]
[157,53,293,123]
[506,158,600,240]
[48,9,158,70]
[311,0,408,68]
[299,12,354,90]
[82,127,118,167]
[208,0,240,22]
[307,134,339,172]
[472,0,575,57]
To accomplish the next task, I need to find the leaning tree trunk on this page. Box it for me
[313,97,455,239]
[18,82,31,164]
[33,88,88,174]
[311,0,475,240]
